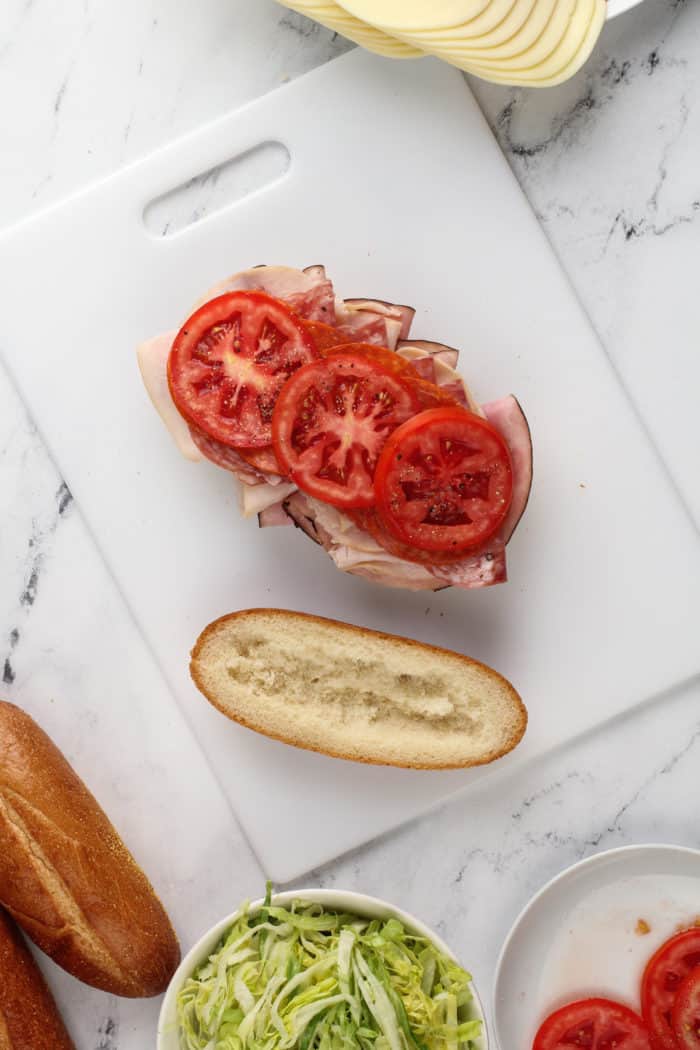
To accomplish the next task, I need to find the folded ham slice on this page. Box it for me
[194,264,336,323]
[396,341,482,415]
[282,492,511,591]
[397,339,460,370]
[482,396,533,543]
[257,500,294,527]
[283,492,445,591]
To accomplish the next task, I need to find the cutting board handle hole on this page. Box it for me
[142,141,290,237]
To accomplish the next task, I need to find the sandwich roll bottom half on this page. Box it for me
[0,908,75,1049]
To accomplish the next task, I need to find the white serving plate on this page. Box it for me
[158,888,488,1050]
[493,844,700,1050]
[608,0,644,17]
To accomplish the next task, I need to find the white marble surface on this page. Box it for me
[0,2,698,1048]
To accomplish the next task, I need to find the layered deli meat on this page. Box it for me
[137,265,532,591]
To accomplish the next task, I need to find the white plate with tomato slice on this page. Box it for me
[493,844,700,1050]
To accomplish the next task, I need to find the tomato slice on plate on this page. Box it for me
[373,406,512,554]
[534,999,651,1050]
[272,353,420,508]
[168,291,317,448]
[642,929,700,1050]
[672,969,700,1048]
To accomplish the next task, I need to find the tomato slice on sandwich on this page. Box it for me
[534,999,651,1050]
[323,342,460,410]
[272,353,420,508]
[168,291,317,448]
[373,406,513,554]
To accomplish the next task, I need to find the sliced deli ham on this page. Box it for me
[396,342,481,414]
[397,339,460,370]
[343,298,415,340]
[283,492,446,591]
[136,263,531,592]
[242,482,297,518]
[257,500,294,527]
[429,537,507,589]
[482,396,533,543]
[195,265,336,323]
[280,492,506,591]
[137,331,203,462]
[333,297,415,350]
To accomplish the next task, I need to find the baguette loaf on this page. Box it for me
[190,609,527,769]
[0,701,180,997]
[0,909,75,1049]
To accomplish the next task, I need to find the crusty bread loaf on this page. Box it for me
[0,701,180,998]
[0,909,75,1049]
[190,609,527,769]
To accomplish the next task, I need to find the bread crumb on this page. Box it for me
[635,919,651,936]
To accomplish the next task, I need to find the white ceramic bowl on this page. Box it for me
[158,888,488,1050]
[492,844,700,1050]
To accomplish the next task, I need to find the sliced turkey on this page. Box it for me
[136,331,202,462]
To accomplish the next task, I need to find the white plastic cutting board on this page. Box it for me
[1,51,698,882]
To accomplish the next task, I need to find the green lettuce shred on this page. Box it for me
[176,893,482,1050]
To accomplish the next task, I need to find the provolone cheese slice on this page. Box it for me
[465,0,605,84]
[413,0,575,61]
[336,0,493,32]
[459,0,581,62]
[466,0,597,72]
[276,0,421,57]
[388,0,542,47]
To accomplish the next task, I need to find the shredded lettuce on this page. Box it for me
[177,890,481,1050]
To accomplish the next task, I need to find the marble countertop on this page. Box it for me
[1,1,698,1047]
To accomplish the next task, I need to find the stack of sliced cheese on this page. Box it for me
[277,0,606,87]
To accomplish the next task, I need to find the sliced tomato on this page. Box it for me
[373,406,512,554]
[236,445,284,476]
[534,999,651,1050]
[672,969,700,1048]
[348,506,490,565]
[272,353,420,508]
[168,291,317,448]
[643,930,700,1050]
[323,342,458,411]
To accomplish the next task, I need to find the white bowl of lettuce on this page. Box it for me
[157,886,487,1050]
